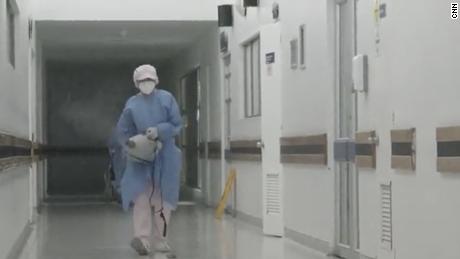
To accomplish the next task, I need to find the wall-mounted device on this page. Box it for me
[352,54,369,93]
[220,32,229,53]
[218,5,233,27]
[244,0,259,7]
[272,2,280,20]
[334,138,356,162]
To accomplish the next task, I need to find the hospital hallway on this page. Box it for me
[1,1,460,259]
[17,204,328,259]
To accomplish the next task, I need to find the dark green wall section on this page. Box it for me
[46,61,139,196]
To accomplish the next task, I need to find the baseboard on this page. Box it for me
[235,210,263,228]
[6,222,34,259]
[284,227,331,255]
[45,194,109,203]
[359,253,376,259]
[227,210,375,259]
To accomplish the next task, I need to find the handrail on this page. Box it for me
[0,133,35,173]
[0,133,109,173]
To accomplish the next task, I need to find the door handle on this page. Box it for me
[256,141,265,149]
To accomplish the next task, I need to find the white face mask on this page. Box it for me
[138,81,156,95]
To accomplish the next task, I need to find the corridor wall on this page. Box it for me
[168,26,223,206]
[0,0,36,257]
[356,1,460,258]
[211,1,460,259]
[216,0,336,249]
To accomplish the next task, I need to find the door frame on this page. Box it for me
[178,66,202,196]
[333,0,360,258]
[221,53,237,215]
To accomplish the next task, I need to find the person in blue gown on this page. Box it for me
[116,64,182,256]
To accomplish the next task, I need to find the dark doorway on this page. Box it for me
[45,62,136,198]
[180,69,200,191]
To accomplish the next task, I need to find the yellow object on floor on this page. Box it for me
[215,168,236,220]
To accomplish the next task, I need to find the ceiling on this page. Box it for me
[37,20,217,62]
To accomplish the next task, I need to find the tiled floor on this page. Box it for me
[18,204,331,259]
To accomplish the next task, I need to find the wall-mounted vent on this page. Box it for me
[380,182,393,251]
[265,174,281,214]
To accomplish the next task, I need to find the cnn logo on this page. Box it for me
[453,3,459,19]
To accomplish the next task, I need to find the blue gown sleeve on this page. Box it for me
[157,94,182,141]
[116,106,137,147]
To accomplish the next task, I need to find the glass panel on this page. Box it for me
[290,39,298,68]
[7,1,15,67]
[300,25,306,66]
[340,164,350,245]
[252,39,261,116]
[244,45,252,117]
[225,77,231,147]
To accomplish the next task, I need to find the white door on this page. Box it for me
[260,23,283,237]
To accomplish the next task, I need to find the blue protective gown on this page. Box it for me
[116,89,182,211]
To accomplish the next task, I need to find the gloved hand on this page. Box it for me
[126,139,136,148]
[155,141,163,155]
[146,127,159,141]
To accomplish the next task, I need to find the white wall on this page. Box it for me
[0,0,32,138]
[216,0,271,222]
[213,1,460,258]
[0,0,37,257]
[219,0,337,243]
[233,162,263,219]
[167,25,223,206]
[0,167,31,259]
[33,0,217,21]
[357,1,460,258]
[279,0,336,244]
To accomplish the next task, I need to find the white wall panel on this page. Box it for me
[233,161,263,220]
[0,167,30,259]
[283,165,334,242]
[357,0,460,258]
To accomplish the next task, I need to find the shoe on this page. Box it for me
[130,237,151,256]
[153,239,171,253]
